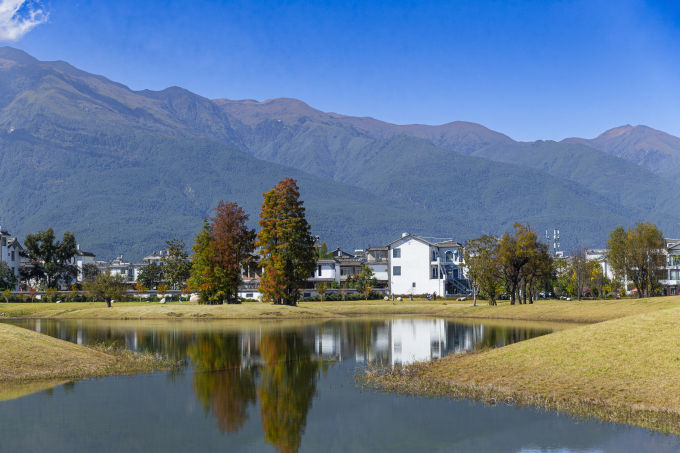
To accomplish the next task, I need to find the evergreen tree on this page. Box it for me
[257,178,316,306]
[189,202,256,305]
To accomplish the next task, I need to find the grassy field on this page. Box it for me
[359,303,680,434]
[1,295,680,323]
[0,322,181,396]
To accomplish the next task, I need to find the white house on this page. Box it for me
[661,239,680,296]
[0,226,21,290]
[73,244,96,282]
[585,249,615,281]
[387,233,469,297]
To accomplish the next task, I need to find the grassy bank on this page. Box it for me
[0,323,181,390]
[359,304,680,434]
[1,296,680,322]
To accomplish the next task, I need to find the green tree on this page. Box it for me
[521,241,554,304]
[45,287,59,303]
[314,242,333,259]
[137,262,164,289]
[497,223,537,305]
[134,282,147,301]
[356,266,375,300]
[161,238,192,290]
[82,271,126,308]
[0,262,18,290]
[189,201,256,305]
[2,288,11,303]
[316,282,328,301]
[68,284,80,302]
[464,235,502,306]
[81,263,100,282]
[607,222,666,298]
[20,229,78,289]
[257,178,316,306]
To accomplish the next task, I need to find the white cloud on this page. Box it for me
[0,0,48,41]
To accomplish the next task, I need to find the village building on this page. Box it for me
[0,226,21,290]
[386,233,469,297]
[662,239,680,296]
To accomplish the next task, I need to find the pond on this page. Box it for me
[1,317,678,452]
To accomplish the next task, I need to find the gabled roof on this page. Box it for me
[7,238,22,250]
[667,239,680,251]
[385,233,436,248]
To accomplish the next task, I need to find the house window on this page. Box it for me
[10,251,14,261]
[393,248,401,258]
[671,270,680,280]
[318,265,322,276]
[246,293,253,298]
[393,266,401,276]
[671,288,676,296]
[445,251,453,262]
[412,282,416,288]
[11,267,14,274]
[431,267,438,279]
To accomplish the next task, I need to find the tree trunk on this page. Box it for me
[510,282,516,305]
[522,281,527,305]
[473,287,477,306]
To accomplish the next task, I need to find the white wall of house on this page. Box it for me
[313,262,337,281]
[368,263,388,281]
[388,236,443,295]
[1,230,21,290]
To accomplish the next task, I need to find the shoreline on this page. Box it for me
[0,323,182,394]
[358,304,680,435]
[1,295,680,323]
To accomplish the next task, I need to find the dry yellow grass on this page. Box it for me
[2,295,680,323]
[360,304,680,433]
[0,323,180,384]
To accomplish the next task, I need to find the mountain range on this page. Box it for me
[0,46,678,260]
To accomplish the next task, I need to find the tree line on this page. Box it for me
[463,221,668,305]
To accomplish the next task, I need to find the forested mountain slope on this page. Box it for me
[0,46,678,259]
[562,125,680,179]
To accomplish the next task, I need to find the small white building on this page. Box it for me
[0,226,21,290]
[73,244,96,282]
[387,233,468,297]
[662,239,680,296]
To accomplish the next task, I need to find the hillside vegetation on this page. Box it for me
[0,47,679,259]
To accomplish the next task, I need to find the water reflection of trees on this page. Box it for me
[190,330,326,453]
[188,334,258,434]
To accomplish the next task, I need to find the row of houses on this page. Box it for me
[585,239,680,296]
[3,223,679,297]
[241,233,471,299]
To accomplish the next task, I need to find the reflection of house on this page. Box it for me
[0,226,21,290]
[387,233,469,296]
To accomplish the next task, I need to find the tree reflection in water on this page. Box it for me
[189,330,326,453]
[188,334,258,434]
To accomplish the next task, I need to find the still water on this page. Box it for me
[1,317,678,453]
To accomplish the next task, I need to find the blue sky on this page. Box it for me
[5,0,680,141]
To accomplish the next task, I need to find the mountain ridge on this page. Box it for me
[0,46,679,259]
